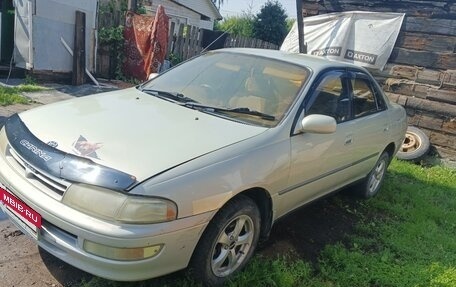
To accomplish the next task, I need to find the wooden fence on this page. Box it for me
[167,22,278,63]
[224,35,279,50]
[166,22,203,63]
[95,13,279,78]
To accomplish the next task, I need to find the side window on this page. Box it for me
[351,77,382,118]
[307,71,350,123]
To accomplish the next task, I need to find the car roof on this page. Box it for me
[214,48,367,73]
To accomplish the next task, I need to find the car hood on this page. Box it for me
[18,88,267,183]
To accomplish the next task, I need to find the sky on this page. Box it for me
[219,0,298,19]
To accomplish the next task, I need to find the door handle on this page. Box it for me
[345,135,353,145]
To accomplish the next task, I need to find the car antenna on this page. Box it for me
[200,23,235,54]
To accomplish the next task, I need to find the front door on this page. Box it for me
[278,69,356,216]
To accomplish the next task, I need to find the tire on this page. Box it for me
[396,126,430,161]
[355,152,390,199]
[190,195,260,286]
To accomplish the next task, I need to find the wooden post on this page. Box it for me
[72,10,86,86]
[183,25,191,61]
[128,0,137,12]
[196,28,203,54]
[166,21,176,58]
[176,24,185,60]
[296,0,307,53]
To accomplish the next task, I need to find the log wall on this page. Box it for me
[302,0,456,160]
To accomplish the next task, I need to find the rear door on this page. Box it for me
[345,71,390,176]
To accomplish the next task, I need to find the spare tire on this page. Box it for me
[396,126,430,161]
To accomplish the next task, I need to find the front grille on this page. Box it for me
[6,145,71,198]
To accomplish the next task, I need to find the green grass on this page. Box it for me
[312,160,456,287]
[78,160,456,287]
[0,84,45,106]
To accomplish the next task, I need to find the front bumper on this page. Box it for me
[0,133,213,281]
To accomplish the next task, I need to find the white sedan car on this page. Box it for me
[0,48,406,285]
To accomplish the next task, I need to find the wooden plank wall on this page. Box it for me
[302,0,456,160]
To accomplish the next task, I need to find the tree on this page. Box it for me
[214,15,254,37]
[253,1,288,46]
[211,0,224,10]
[286,18,296,33]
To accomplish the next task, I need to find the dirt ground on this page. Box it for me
[0,193,359,287]
[0,218,91,287]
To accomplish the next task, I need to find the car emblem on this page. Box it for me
[47,141,58,148]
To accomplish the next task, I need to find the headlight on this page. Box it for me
[62,184,177,224]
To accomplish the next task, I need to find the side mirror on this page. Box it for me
[148,73,159,80]
[300,114,336,134]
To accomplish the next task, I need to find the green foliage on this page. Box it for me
[253,1,288,46]
[98,26,124,45]
[15,85,44,93]
[168,53,182,66]
[99,25,125,79]
[137,0,147,14]
[0,85,45,106]
[215,15,254,37]
[315,160,456,286]
[24,74,37,85]
[98,0,128,80]
[286,18,295,33]
[98,0,128,14]
[228,257,313,287]
[136,6,147,14]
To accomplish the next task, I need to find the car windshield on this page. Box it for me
[142,51,309,127]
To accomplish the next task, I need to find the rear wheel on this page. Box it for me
[355,152,390,198]
[190,195,260,286]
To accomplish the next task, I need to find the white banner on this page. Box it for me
[281,11,405,70]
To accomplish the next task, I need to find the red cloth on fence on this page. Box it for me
[123,6,169,81]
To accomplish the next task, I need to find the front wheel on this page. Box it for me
[190,195,260,286]
[355,152,390,198]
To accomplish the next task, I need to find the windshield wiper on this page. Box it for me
[140,88,197,103]
[184,102,276,121]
